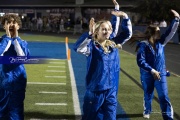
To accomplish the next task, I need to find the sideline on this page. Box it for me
[65,37,81,120]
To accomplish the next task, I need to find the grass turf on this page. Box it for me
[25,59,75,120]
[118,50,180,120]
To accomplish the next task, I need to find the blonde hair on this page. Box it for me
[92,20,123,53]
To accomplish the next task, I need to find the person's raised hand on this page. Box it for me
[89,17,95,34]
[111,11,127,18]
[171,9,180,19]
[4,21,11,37]
[13,23,19,38]
[112,0,118,6]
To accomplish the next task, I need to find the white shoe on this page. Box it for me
[143,114,150,119]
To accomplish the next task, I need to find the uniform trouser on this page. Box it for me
[0,89,25,120]
[115,71,120,95]
[141,75,173,120]
[82,86,117,120]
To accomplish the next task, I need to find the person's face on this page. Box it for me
[5,18,19,33]
[97,22,112,42]
[154,27,160,40]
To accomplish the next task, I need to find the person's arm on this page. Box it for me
[73,32,92,56]
[110,0,120,38]
[74,18,94,56]
[13,37,30,56]
[160,9,180,46]
[0,36,12,56]
[0,21,12,56]
[136,42,153,72]
[111,11,132,45]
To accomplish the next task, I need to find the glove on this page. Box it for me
[166,70,170,77]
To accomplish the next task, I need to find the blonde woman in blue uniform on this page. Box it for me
[74,0,132,119]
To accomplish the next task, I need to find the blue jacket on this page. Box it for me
[0,35,29,91]
[74,17,132,91]
[137,18,179,77]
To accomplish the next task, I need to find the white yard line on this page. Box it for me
[49,62,66,64]
[35,103,67,106]
[48,66,65,68]
[47,58,66,61]
[39,91,67,94]
[66,42,81,118]
[45,76,66,78]
[46,70,66,72]
[171,73,180,77]
[27,82,66,85]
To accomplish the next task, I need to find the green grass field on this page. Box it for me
[25,60,75,120]
[0,31,179,120]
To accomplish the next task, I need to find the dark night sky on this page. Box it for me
[0,0,138,7]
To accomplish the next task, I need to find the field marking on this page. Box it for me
[27,82,66,85]
[39,91,67,94]
[171,73,180,77]
[45,76,66,78]
[49,62,65,64]
[48,66,65,68]
[49,58,66,61]
[35,103,67,106]
[66,42,81,118]
[46,70,66,72]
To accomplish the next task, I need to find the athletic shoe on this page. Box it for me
[143,114,150,119]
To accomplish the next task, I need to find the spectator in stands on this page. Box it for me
[59,17,65,33]
[37,17,43,32]
[0,14,30,120]
[129,9,179,119]
[73,16,83,35]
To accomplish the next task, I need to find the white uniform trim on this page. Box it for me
[121,19,132,45]
[14,39,25,56]
[0,40,11,56]
[77,38,91,56]
[163,22,179,46]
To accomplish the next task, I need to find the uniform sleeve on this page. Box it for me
[112,18,132,45]
[136,42,153,72]
[0,36,12,56]
[160,18,179,46]
[13,37,30,56]
[110,5,120,38]
[73,32,92,56]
